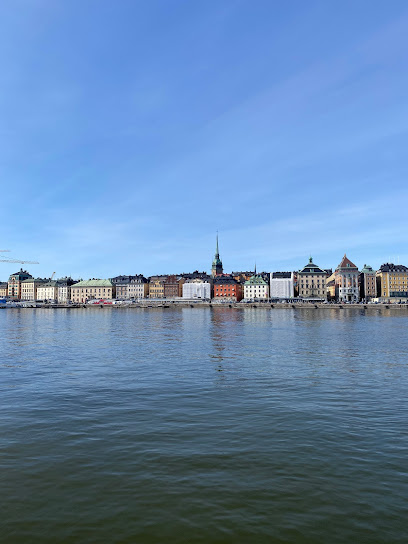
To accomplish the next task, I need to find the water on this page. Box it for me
[0,307,407,543]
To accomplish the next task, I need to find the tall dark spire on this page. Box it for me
[211,232,223,277]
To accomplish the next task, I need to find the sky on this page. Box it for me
[1,0,408,280]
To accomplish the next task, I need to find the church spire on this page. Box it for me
[211,232,223,277]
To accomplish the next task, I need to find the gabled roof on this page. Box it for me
[336,254,358,271]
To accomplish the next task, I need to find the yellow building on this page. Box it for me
[21,278,47,300]
[298,257,328,300]
[376,263,408,301]
[0,282,8,298]
[326,273,336,300]
[71,279,115,303]
[148,278,165,298]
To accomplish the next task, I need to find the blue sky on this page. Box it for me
[1,0,408,279]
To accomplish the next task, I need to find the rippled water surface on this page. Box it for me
[1,307,407,543]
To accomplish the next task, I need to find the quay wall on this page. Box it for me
[2,302,408,311]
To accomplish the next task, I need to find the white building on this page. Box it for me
[244,275,269,300]
[183,279,211,299]
[57,278,78,303]
[335,254,359,302]
[270,272,294,299]
[128,276,149,299]
[37,281,58,302]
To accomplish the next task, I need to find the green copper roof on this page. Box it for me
[73,279,113,287]
[244,275,267,285]
[360,264,374,274]
[212,232,223,268]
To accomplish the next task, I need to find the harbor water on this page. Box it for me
[1,307,407,543]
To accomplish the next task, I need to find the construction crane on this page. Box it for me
[50,272,56,280]
[0,249,39,265]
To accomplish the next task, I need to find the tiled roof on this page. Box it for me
[336,254,358,270]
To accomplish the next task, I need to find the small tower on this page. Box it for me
[211,233,223,277]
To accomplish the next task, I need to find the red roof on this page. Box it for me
[336,254,358,270]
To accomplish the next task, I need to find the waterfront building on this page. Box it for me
[326,273,336,301]
[71,279,115,303]
[270,272,294,299]
[37,281,58,302]
[213,276,243,301]
[128,275,148,299]
[148,277,165,298]
[0,282,8,298]
[335,254,359,302]
[376,263,408,301]
[21,278,47,301]
[297,258,328,300]
[112,275,148,300]
[244,275,269,300]
[211,234,223,277]
[183,279,211,299]
[8,269,32,300]
[359,265,377,301]
[57,277,78,303]
[162,275,179,298]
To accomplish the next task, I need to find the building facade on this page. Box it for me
[211,234,223,277]
[163,275,180,298]
[37,281,58,302]
[298,258,328,300]
[244,275,269,300]
[148,277,165,298]
[376,263,408,300]
[8,269,32,300]
[270,272,294,299]
[21,278,47,300]
[213,276,243,301]
[359,265,377,301]
[57,278,78,303]
[128,275,149,299]
[182,279,211,299]
[335,254,359,302]
[112,275,148,300]
[71,279,115,303]
[0,282,7,298]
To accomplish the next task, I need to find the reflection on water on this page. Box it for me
[1,307,407,544]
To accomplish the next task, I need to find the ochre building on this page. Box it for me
[71,279,114,303]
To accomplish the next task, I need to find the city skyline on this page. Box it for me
[1,1,408,278]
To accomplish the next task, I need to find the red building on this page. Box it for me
[213,276,243,301]
[163,275,179,298]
